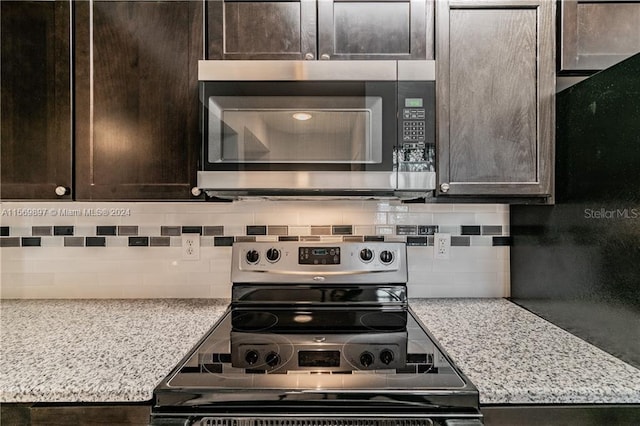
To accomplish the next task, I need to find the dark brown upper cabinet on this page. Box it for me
[208,0,317,60]
[74,1,202,200]
[207,0,433,60]
[436,0,555,200]
[1,0,72,200]
[560,0,640,73]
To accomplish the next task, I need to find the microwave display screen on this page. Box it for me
[405,98,423,108]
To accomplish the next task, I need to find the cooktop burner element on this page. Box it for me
[152,242,482,426]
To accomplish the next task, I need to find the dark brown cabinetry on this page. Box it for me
[1,403,150,426]
[1,0,72,200]
[74,1,202,200]
[560,0,640,72]
[207,0,433,60]
[207,0,317,60]
[436,0,555,199]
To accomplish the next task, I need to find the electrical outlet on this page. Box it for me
[182,234,200,260]
[434,233,450,260]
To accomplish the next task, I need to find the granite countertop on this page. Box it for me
[410,299,640,404]
[1,298,639,405]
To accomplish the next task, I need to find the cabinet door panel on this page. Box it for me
[437,1,554,198]
[75,1,201,200]
[0,0,71,200]
[334,2,410,54]
[318,0,432,60]
[449,9,537,183]
[561,0,640,72]
[208,0,317,60]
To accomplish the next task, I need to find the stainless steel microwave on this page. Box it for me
[197,60,435,199]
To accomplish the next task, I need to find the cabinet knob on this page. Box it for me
[440,183,450,193]
[304,53,314,60]
[55,186,68,196]
[191,187,202,197]
[320,53,330,60]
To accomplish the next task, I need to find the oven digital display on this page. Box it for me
[299,247,340,265]
[298,350,341,367]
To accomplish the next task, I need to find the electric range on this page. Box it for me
[151,242,482,425]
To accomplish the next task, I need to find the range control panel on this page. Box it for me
[231,242,408,284]
[299,246,341,265]
[230,331,408,372]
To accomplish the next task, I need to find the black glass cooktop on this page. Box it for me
[164,308,468,390]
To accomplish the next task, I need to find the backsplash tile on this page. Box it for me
[203,226,224,236]
[86,237,106,247]
[246,225,267,236]
[128,237,149,247]
[0,237,20,247]
[1,201,510,299]
[64,237,84,247]
[460,225,481,236]
[118,226,138,236]
[418,225,438,235]
[310,225,331,236]
[96,226,117,236]
[267,226,288,236]
[214,236,234,247]
[396,225,418,235]
[451,236,471,247]
[332,225,353,235]
[32,226,52,236]
[482,225,503,235]
[54,226,74,236]
[21,237,41,247]
[150,237,171,247]
[181,226,203,235]
[161,226,181,236]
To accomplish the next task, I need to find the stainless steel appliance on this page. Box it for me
[197,61,436,199]
[151,242,482,425]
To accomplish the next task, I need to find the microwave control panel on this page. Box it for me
[402,99,426,147]
[397,81,435,173]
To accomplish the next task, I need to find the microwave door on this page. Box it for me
[208,96,382,165]
[198,80,399,195]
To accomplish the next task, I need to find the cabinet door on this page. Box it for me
[1,0,71,200]
[74,1,202,200]
[318,0,433,60]
[436,0,554,198]
[208,0,317,60]
[560,0,640,72]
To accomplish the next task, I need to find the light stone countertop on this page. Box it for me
[1,298,639,405]
[410,298,640,404]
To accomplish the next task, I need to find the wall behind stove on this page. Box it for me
[0,201,510,299]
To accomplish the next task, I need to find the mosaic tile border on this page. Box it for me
[0,224,510,247]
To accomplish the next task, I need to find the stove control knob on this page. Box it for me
[379,250,394,264]
[245,350,259,365]
[380,349,394,365]
[359,248,374,262]
[246,250,260,264]
[359,351,374,368]
[265,351,281,367]
[266,248,281,263]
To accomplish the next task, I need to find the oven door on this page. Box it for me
[199,81,397,193]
